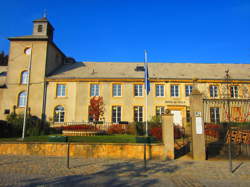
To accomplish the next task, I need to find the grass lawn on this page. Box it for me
[0,134,160,143]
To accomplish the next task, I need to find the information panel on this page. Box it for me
[195,117,203,134]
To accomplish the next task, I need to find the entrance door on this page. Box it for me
[171,110,182,126]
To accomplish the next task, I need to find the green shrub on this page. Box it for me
[6,113,23,137]
[149,115,162,127]
[6,113,53,137]
[126,123,137,135]
[135,122,145,136]
[0,120,12,138]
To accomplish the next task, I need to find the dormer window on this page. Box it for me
[38,25,43,32]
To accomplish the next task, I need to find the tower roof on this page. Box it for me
[33,17,49,22]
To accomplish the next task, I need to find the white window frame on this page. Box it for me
[210,107,220,124]
[230,86,238,98]
[56,84,66,97]
[112,106,121,123]
[156,84,164,97]
[113,84,122,97]
[185,85,193,96]
[54,106,65,123]
[134,84,143,97]
[134,106,143,122]
[171,85,179,97]
[18,91,27,107]
[156,106,165,116]
[210,85,218,98]
[90,84,100,96]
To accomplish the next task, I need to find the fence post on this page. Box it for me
[190,88,206,160]
[162,111,174,160]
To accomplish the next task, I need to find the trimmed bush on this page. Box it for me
[62,125,99,131]
[107,124,126,134]
[126,123,137,135]
[150,127,162,141]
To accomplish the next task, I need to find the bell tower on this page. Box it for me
[32,17,54,41]
[0,16,65,120]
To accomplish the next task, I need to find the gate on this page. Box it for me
[174,125,191,158]
[203,99,250,160]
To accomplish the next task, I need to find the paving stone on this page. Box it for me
[0,155,249,186]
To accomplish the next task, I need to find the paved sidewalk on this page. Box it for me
[0,155,249,187]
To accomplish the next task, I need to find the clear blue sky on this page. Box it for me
[1,0,250,63]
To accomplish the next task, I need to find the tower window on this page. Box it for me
[18,91,27,107]
[38,25,43,32]
[21,71,28,84]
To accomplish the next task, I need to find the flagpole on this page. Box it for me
[22,45,33,140]
[144,50,148,137]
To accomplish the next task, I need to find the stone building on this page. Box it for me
[0,17,250,126]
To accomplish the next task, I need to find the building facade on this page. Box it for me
[0,17,250,126]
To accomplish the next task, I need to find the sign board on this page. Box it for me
[195,117,203,134]
[165,101,186,104]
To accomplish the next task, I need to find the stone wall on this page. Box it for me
[0,142,164,160]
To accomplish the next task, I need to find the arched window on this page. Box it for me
[18,91,27,107]
[21,71,28,84]
[54,106,65,123]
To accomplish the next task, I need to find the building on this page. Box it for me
[0,17,250,126]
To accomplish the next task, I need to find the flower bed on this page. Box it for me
[62,124,99,131]
[107,124,127,134]
[61,125,106,136]
[62,130,106,136]
[204,123,220,139]
[149,125,185,141]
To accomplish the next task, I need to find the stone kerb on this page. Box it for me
[0,142,164,160]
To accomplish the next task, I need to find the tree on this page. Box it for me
[0,51,8,66]
[89,96,104,123]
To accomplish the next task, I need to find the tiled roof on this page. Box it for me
[33,17,48,22]
[48,62,250,80]
[8,35,49,41]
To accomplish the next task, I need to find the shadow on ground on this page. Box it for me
[22,160,194,186]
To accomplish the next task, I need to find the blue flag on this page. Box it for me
[144,51,150,95]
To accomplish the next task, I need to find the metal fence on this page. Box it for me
[51,121,127,131]
[203,99,250,160]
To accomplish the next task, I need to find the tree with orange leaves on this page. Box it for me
[88,96,104,123]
